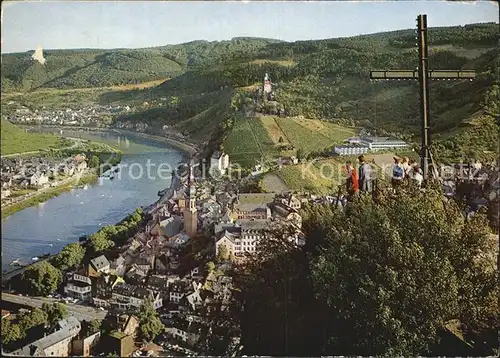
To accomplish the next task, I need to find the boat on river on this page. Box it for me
[9,259,24,267]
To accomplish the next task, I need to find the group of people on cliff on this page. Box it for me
[344,155,424,195]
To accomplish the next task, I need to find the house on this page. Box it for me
[160,215,183,237]
[110,256,127,277]
[164,320,203,347]
[273,203,303,229]
[333,144,369,156]
[93,274,124,303]
[110,284,163,311]
[29,172,49,187]
[276,194,301,210]
[169,281,187,304]
[105,331,135,357]
[8,316,81,357]
[210,151,230,175]
[231,199,271,221]
[215,220,268,259]
[358,136,408,151]
[72,331,101,357]
[87,255,111,277]
[168,233,190,248]
[64,274,92,302]
[185,281,203,310]
[1,189,11,199]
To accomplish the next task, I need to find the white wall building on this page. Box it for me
[210,151,230,175]
[359,137,408,151]
[333,144,369,156]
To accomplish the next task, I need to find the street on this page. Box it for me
[1,292,108,322]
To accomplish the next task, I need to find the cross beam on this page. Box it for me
[369,14,476,180]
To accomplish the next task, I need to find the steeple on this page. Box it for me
[184,160,198,237]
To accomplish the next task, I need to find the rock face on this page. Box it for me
[31,45,46,65]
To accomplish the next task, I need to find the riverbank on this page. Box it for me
[1,172,98,219]
[18,124,199,155]
[110,129,198,155]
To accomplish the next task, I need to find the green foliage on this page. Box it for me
[0,120,68,155]
[18,307,48,332]
[88,155,101,168]
[42,302,68,328]
[216,244,229,262]
[21,261,62,296]
[88,208,143,252]
[235,187,499,356]
[89,231,115,253]
[52,242,86,271]
[137,298,164,342]
[1,318,22,345]
[206,261,216,273]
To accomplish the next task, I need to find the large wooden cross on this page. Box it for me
[370,14,475,179]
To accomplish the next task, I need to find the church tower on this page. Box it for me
[184,162,198,237]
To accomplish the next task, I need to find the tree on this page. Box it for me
[53,242,85,271]
[216,244,229,262]
[206,261,216,273]
[1,318,22,345]
[18,308,48,332]
[84,319,102,335]
[89,231,115,252]
[21,261,62,296]
[296,148,305,162]
[235,186,499,356]
[42,303,68,328]
[137,298,164,342]
[88,155,100,168]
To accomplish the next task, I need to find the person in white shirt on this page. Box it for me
[411,164,424,187]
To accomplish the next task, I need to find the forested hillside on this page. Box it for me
[2,23,498,163]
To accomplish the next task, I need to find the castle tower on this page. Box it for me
[183,162,198,237]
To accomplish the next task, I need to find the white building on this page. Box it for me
[359,137,408,151]
[333,144,369,156]
[64,274,92,302]
[210,151,230,175]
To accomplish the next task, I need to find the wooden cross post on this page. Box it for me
[370,14,475,180]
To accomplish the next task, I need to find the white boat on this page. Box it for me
[31,257,40,261]
[83,185,88,190]
[10,259,21,266]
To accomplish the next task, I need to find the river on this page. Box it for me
[1,129,187,272]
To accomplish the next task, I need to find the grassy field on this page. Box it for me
[274,163,335,195]
[291,118,355,143]
[1,120,69,155]
[226,115,356,169]
[259,116,288,144]
[275,117,354,154]
[224,116,278,168]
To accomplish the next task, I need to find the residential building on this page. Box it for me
[215,220,268,259]
[64,274,92,302]
[72,331,101,357]
[110,284,163,311]
[169,281,188,304]
[358,137,408,151]
[29,172,49,187]
[333,144,369,156]
[210,151,230,175]
[87,255,111,277]
[164,320,203,347]
[8,317,81,357]
[105,331,135,357]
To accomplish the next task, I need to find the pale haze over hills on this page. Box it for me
[1,0,498,53]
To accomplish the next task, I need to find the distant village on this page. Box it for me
[1,154,89,204]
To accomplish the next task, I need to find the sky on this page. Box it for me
[1,1,498,54]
